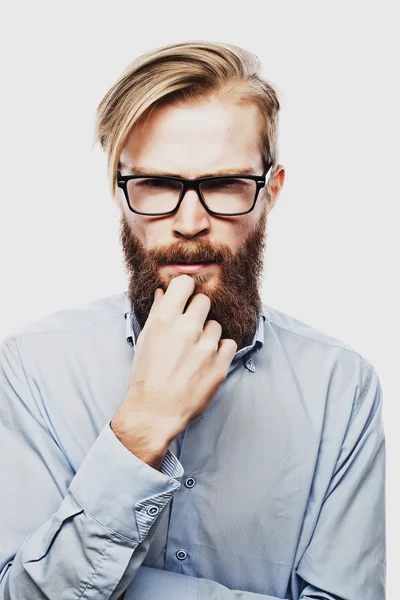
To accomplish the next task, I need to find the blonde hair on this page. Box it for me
[95,40,281,197]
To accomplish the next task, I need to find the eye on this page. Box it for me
[220,180,238,187]
[138,178,182,192]
[205,178,238,189]
[141,179,170,188]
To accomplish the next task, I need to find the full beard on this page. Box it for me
[120,210,268,350]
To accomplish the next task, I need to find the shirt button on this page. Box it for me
[184,476,196,489]
[176,549,188,561]
[146,505,159,516]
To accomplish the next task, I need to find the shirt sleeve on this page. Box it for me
[0,336,184,600]
[121,362,386,600]
[296,362,386,599]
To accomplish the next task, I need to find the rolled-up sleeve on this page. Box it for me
[0,337,183,599]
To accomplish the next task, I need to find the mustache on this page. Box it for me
[145,240,235,265]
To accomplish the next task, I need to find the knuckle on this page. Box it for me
[181,319,201,340]
[152,313,169,328]
[223,338,237,352]
[195,293,211,307]
[207,319,222,333]
[215,366,228,384]
[198,337,218,355]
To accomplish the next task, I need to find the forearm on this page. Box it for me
[125,566,285,599]
[125,566,346,599]
[1,497,147,600]
[1,424,183,600]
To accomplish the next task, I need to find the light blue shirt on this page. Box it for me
[0,292,386,599]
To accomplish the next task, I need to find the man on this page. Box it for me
[0,40,385,599]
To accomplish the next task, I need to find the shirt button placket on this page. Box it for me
[174,478,195,563]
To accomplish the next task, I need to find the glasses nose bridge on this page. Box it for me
[179,178,204,205]
[173,178,212,224]
[182,178,201,194]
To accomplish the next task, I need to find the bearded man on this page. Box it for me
[0,41,385,600]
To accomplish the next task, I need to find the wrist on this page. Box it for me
[110,415,172,470]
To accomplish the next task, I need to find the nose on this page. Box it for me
[172,188,211,239]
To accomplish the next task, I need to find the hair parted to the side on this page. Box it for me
[94,40,282,199]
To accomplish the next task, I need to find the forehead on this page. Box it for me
[119,97,264,178]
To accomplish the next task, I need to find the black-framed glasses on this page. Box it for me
[117,164,273,216]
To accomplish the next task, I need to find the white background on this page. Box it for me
[0,1,398,596]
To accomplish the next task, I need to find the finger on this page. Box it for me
[160,274,196,318]
[201,319,222,348]
[154,287,165,303]
[146,287,164,318]
[184,293,212,329]
[217,338,238,366]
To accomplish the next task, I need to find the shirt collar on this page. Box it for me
[124,291,265,373]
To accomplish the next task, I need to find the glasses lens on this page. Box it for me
[126,178,183,214]
[126,176,258,215]
[200,178,257,214]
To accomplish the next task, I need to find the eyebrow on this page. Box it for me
[118,163,260,178]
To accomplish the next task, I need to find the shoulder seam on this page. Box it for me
[4,337,47,424]
[266,317,365,359]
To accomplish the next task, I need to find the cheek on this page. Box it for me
[129,216,172,250]
[121,207,147,246]
[225,218,257,251]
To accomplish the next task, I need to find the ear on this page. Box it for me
[268,165,285,210]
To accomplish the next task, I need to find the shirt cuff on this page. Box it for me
[69,422,184,541]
